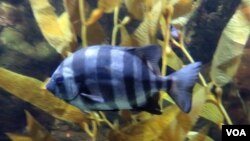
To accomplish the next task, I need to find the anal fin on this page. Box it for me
[138,93,162,115]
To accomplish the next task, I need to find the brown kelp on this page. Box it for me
[211,1,250,87]
[0,68,88,124]
[28,0,77,56]
[0,0,241,141]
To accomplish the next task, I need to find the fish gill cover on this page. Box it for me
[0,0,246,141]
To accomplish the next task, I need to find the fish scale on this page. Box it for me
[110,48,132,109]
[122,49,138,109]
[83,47,113,110]
[96,47,117,109]
[133,56,147,107]
[46,45,202,113]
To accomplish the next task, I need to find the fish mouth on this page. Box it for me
[46,79,56,94]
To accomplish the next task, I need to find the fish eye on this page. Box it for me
[55,76,64,84]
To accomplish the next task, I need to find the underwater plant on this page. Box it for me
[0,0,246,141]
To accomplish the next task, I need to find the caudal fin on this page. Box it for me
[166,62,201,113]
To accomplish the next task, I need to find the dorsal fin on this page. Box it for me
[134,45,162,74]
[122,45,162,74]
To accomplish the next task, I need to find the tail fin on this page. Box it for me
[165,62,202,113]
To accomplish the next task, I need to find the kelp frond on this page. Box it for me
[0,67,88,125]
[6,111,58,141]
[6,133,33,141]
[28,0,76,56]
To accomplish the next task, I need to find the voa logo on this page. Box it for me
[226,129,246,136]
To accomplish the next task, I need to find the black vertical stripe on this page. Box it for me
[141,63,151,102]
[123,52,138,108]
[72,48,90,94]
[54,64,67,100]
[72,49,86,82]
[155,77,162,91]
[71,48,98,110]
[96,47,117,109]
[54,61,74,101]
[166,79,172,92]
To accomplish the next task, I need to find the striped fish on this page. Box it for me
[46,45,201,114]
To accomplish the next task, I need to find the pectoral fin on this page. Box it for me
[80,93,105,103]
